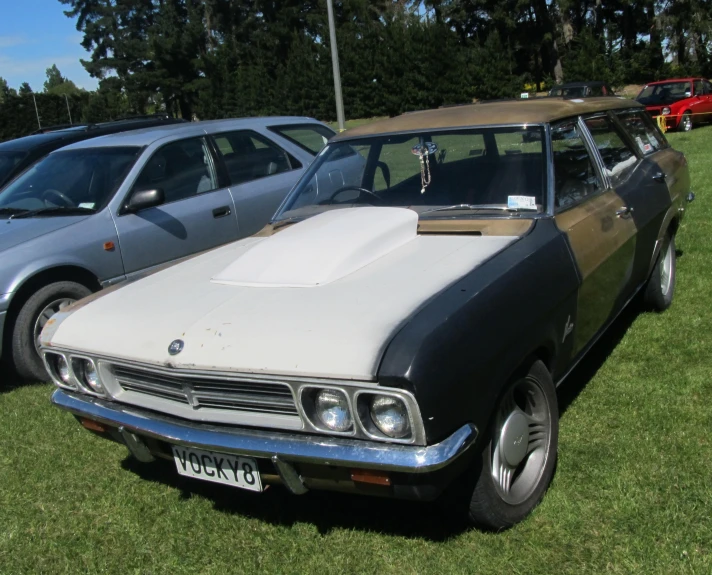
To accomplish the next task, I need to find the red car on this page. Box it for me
[636,77,712,131]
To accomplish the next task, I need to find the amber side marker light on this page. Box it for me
[80,418,108,433]
[350,469,391,486]
[103,241,115,251]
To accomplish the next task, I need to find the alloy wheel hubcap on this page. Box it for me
[491,376,552,505]
[34,298,76,352]
[660,241,673,296]
[682,115,691,131]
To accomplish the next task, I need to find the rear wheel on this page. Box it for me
[10,281,91,381]
[643,233,676,311]
[679,111,692,132]
[468,360,558,530]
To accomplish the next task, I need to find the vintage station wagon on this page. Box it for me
[42,98,692,529]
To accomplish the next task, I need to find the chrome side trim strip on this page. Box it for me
[51,389,478,473]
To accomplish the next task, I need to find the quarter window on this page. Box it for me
[616,110,666,155]
[268,124,334,156]
[583,116,637,185]
[132,138,218,204]
[551,120,601,210]
[213,130,300,186]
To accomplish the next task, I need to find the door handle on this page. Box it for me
[616,206,634,218]
[652,172,666,183]
[212,206,231,219]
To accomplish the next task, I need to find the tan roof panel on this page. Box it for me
[332,97,643,140]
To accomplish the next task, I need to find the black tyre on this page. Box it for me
[468,360,558,530]
[643,233,676,312]
[679,111,692,132]
[11,281,91,381]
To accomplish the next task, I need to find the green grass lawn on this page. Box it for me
[1,125,711,574]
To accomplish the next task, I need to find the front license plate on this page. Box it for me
[172,446,263,492]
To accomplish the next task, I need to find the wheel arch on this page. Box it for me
[2,265,101,358]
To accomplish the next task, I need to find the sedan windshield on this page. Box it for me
[274,126,546,224]
[637,82,692,105]
[0,146,140,215]
[0,151,28,183]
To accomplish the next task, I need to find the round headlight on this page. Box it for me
[369,396,410,438]
[56,355,71,385]
[76,359,104,394]
[662,107,671,115]
[314,389,352,432]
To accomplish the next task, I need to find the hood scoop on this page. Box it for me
[212,207,418,288]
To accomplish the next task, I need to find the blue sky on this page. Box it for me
[0,0,98,92]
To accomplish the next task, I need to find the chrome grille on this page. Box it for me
[112,365,298,416]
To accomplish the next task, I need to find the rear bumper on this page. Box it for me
[51,389,478,493]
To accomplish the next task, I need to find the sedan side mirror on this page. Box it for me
[124,188,165,213]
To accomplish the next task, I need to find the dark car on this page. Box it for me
[43,98,691,530]
[0,115,187,187]
[548,81,615,98]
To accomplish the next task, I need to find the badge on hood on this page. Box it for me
[168,339,184,355]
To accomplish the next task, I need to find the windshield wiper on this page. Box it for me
[10,206,97,219]
[422,204,536,215]
[0,207,29,216]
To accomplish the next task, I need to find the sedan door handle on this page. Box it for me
[212,206,231,219]
[652,172,666,183]
[616,206,634,218]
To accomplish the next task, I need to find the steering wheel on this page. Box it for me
[42,189,75,207]
[322,186,384,206]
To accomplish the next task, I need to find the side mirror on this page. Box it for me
[124,188,165,213]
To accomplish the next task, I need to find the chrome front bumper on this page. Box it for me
[51,389,478,477]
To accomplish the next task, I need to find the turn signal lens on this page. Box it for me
[314,389,352,432]
[369,396,410,439]
[662,107,671,116]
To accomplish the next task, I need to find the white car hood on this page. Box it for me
[47,208,520,380]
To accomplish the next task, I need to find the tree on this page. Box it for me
[43,64,82,96]
[0,77,17,103]
[18,82,33,96]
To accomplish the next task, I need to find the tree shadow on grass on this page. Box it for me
[118,302,645,540]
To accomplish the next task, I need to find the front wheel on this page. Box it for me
[468,360,559,530]
[679,111,692,132]
[10,281,91,381]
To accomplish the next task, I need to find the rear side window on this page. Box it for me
[583,115,637,185]
[551,119,601,210]
[268,124,335,155]
[213,130,301,186]
[616,110,667,155]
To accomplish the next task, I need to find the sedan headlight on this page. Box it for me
[314,389,352,432]
[369,396,411,439]
[44,353,74,388]
[72,358,104,395]
[662,107,671,115]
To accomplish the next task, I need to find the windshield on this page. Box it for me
[0,151,28,184]
[274,126,546,223]
[637,82,692,104]
[0,146,140,215]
